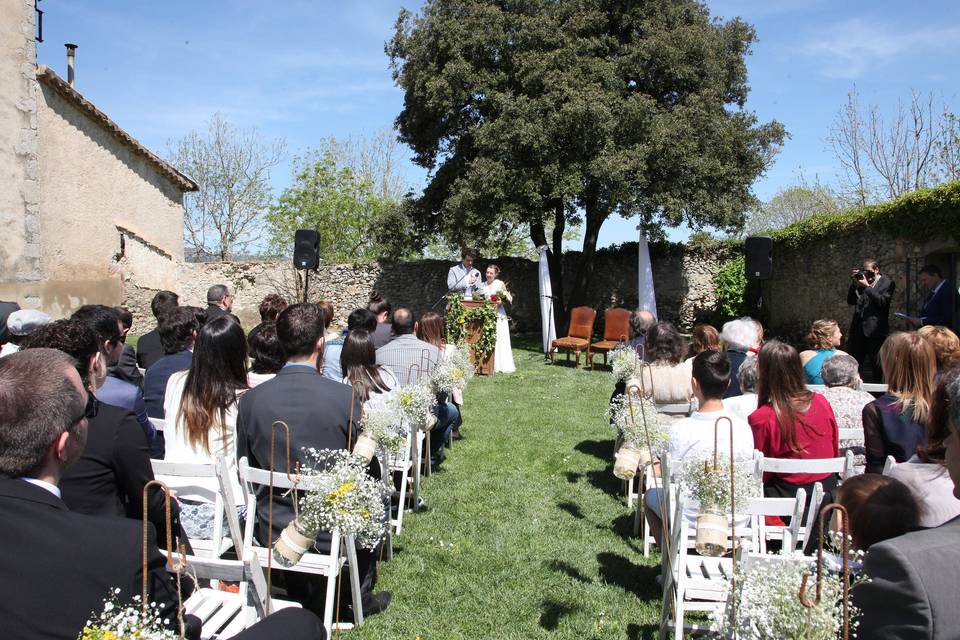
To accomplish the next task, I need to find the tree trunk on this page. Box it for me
[568,200,606,312]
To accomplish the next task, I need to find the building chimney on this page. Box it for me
[64,43,77,87]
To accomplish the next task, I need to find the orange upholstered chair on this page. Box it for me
[550,306,597,368]
[588,307,631,369]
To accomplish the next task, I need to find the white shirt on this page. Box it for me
[20,477,61,498]
[722,393,759,423]
[0,343,20,358]
[666,408,755,462]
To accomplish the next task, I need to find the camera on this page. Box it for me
[853,268,876,284]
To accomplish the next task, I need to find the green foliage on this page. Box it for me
[745,183,839,236]
[713,255,748,321]
[445,294,498,358]
[771,179,960,248]
[267,150,402,262]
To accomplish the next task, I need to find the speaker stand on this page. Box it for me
[302,268,311,304]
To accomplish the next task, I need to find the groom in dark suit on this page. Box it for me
[918,264,956,330]
[236,302,389,620]
[846,258,894,383]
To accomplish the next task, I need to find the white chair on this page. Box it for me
[860,382,888,394]
[746,491,806,554]
[149,417,166,432]
[234,457,365,637]
[882,454,899,475]
[805,384,827,392]
[755,449,856,481]
[838,427,864,442]
[656,402,693,416]
[166,550,301,639]
[151,459,233,560]
[386,428,415,534]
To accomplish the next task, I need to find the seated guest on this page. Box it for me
[0,308,50,357]
[644,350,755,544]
[72,305,155,445]
[247,322,284,388]
[323,308,378,382]
[800,319,847,384]
[164,316,248,539]
[819,354,873,472]
[833,474,920,552]
[237,303,389,619]
[750,341,839,501]
[852,372,960,639]
[685,323,721,361]
[205,283,233,321]
[720,317,760,398]
[917,324,960,381]
[20,320,179,548]
[722,356,759,422]
[342,329,399,412]
[885,366,960,527]
[416,310,465,437]
[637,321,692,404]
[137,289,178,369]
[143,307,198,419]
[863,332,935,473]
[377,308,454,467]
[108,305,143,387]
[368,290,394,349]
[248,293,287,341]
[627,310,656,355]
[318,300,340,341]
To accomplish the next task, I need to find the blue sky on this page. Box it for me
[36,1,960,249]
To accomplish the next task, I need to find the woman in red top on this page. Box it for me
[750,340,840,500]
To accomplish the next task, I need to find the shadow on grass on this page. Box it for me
[547,559,592,585]
[539,599,578,630]
[611,512,639,539]
[563,471,582,484]
[574,438,613,461]
[596,551,662,601]
[626,623,659,640]
[585,466,624,497]
[557,501,585,519]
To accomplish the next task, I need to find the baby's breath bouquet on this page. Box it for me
[396,383,437,431]
[710,551,863,640]
[610,344,643,382]
[606,393,669,479]
[431,352,474,394]
[273,449,390,567]
[679,455,761,514]
[80,590,176,639]
[354,404,407,461]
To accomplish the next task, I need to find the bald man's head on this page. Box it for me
[392,308,415,335]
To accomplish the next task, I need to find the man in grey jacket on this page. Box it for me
[854,374,960,639]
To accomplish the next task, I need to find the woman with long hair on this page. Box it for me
[341,329,398,411]
[749,340,839,499]
[686,323,721,361]
[163,315,248,538]
[918,325,960,381]
[800,319,847,384]
[639,322,693,404]
[247,322,284,388]
[415,310,465,440]
[863,332,936,473]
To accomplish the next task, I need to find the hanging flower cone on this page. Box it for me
[273,517,319,568]
[352,433,378,462]
[695,505,729,557]
[613,443,650,479]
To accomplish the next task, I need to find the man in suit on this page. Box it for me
[846,258,894,383]
[853,373,960,639]
[143,306,197,419]
[110,305,143,387]
[206,283,233,321]
[236,302,390,620]
[0,348,327,640]
[446,247,482,298]
[137,290,179,370]
[915,264,956,330]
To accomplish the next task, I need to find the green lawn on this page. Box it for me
[349,336,663,640]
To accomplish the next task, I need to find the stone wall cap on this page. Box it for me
[35,65,199,193]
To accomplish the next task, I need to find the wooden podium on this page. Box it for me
[461,299,494,376]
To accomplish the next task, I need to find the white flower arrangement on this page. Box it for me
[395,383,436,431]
[679,455,761,513]
[610,344,643,382]
[606,393,669,453]
[80,589,176,639]
[710,549,864,640]
[296,448,390,550]
[361,405,408,455]
[431,350,474,394]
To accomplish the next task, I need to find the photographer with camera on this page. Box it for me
[847,258,895,382]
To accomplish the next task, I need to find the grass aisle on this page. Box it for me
[349,337,663,639]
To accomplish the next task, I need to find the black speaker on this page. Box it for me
[744,236,773,280]
[293,229,320,270]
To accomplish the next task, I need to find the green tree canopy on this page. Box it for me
[388,0,785,309]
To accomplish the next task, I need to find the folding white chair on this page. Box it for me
[386,428,415,534]
[166,550,301,639]
[860,382,888,394]
[235,457,365,637]
[656,402,693,417]
[755,449,856,481]
[805,384,827,392]
[746,491,806,554]
[151,459,232,560]
[838,427,864,442]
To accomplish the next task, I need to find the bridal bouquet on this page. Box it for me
[396,383,437,431]
[679,455,761,556]
[606,393,669,479]
[353,404,408,461]
[610,344,643,383]
[431,350,474,394]
[273,448,390,567]
[489,285,513,305]
[80,590,177,639]
[710,549,864,640]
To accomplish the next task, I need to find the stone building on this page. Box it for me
[1,0,195,317]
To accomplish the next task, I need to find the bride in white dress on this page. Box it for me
[481,264,516,374]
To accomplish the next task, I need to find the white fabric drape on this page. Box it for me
[638,230,658,318]
[537,245,557,353]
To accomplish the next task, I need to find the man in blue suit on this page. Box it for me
[917,264,956,330]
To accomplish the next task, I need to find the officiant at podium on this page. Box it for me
[447,247,482,298]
